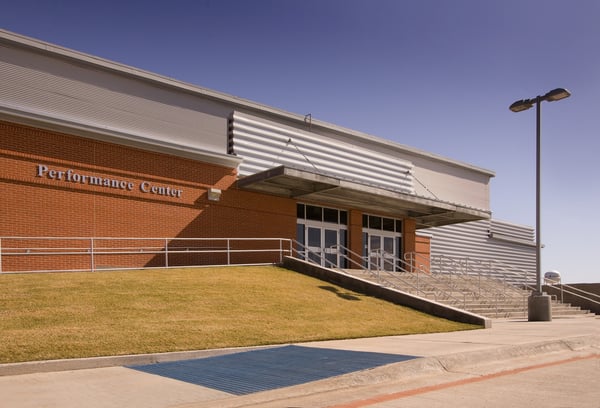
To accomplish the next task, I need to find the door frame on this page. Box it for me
[363,229,402,271]
[301,220,347,268]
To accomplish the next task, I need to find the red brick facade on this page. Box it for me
[0,121,297,271]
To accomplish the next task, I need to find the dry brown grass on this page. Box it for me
[0,266,478,363]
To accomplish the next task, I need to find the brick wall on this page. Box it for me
[0,121,296,271]
[414,235,431,273]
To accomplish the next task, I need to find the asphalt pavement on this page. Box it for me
[1,316,599,408]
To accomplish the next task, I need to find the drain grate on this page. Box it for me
[129,345,418,395]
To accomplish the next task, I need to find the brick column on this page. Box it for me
[402,218,417,272]
[348,209,363,269]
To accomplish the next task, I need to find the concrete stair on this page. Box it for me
[342,268,595,319]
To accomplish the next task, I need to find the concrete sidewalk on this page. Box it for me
[1,316,599,408]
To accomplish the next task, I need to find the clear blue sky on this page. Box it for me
[2,0,599,283]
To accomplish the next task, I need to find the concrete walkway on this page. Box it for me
[1,316,599,408]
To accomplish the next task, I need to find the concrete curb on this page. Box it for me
[0,345,277,377]
[277,334,600,391]
[435,335,600,373]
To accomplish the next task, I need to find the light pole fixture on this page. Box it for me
[509,88,571,321]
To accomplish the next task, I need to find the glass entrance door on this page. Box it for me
[362,214,402,272]
[307,226,322,264]
[368,234,381,270]
[382,236,396,271]
[324,228,338,268]
[297,204,348,269]
[302,223,346,268]
[367,233,398,271]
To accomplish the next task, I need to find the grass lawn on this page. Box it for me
[0,266,479,363]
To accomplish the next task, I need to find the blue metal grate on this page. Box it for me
[129,345,418,395]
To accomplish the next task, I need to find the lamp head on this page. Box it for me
[509,99,534,112]
[543,88,571,102]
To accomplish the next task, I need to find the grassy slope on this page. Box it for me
[0,266,478,363]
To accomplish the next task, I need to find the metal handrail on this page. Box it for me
[377,252,470,307]
[0,237,293,273]
[315,243,470,307]
[545,283,600,308]
[292,243,529,317]
[275,243,531,315]
[290,240,350,271]
[405,252,530,317]
[407,252,535,292]
[409,252,598,311]
[438,255,532,297]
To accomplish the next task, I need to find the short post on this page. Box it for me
[227,239,231,265]
[90,238,95,272]
[164,238,169,268]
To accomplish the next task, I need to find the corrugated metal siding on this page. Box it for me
[490,219,535,243]
[230,112,415,194]
[0,43,227,155]
[425,219,536,276]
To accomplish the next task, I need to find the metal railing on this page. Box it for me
[406,252,536,290]
[407,252,600,316]
[407,252,532,306]
[291,242,472,308]
[0,237,293,273]
[544,282,600,312]
[293,245,531,317]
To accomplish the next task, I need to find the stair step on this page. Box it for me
[341,268,595,319]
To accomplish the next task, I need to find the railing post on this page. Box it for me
[227,239,231,265]
[279,239,283,264]
[560,283,563,303]
[165,238,169,268]
[377,250,381,281]
[90,238,95,272]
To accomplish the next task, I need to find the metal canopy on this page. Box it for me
[236,166,491,228]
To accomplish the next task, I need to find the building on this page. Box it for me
[0,29,496,273]
[423,219,536,283]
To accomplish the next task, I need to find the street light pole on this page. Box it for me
[535,96,542,295]
[509,88,570,322]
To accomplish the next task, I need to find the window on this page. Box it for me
[306,205,322,221]
[363,214,402,232]
[297,204,347,225]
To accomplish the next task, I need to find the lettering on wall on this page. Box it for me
[35,164,183,198]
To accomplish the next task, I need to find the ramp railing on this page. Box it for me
[291,242,470,307]
[0,236,293,273]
